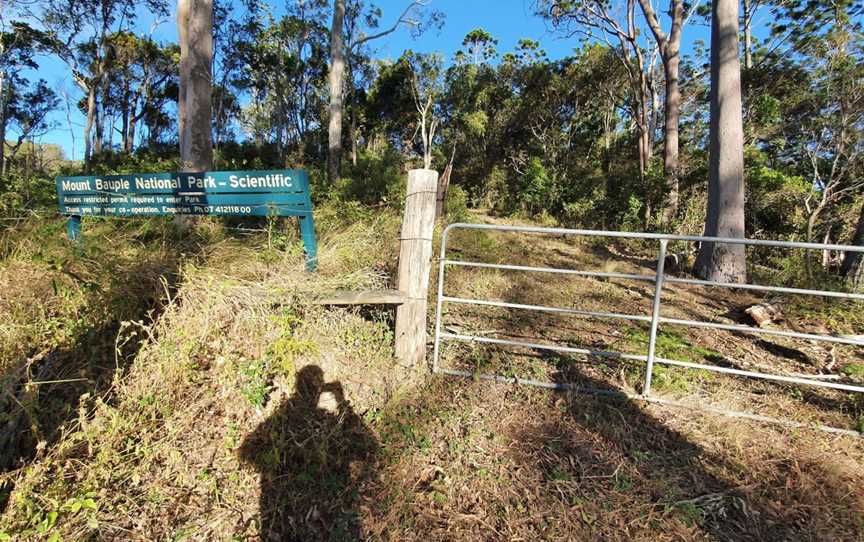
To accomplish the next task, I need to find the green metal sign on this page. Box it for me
[56,169,318,270]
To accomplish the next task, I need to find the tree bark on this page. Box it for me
[83,86,97,172]
[0,70,7,178]
[177,0,190,151]
[327,0,346,183]
[694,0,747,283]
[638,0,684,226]
[125,96,138,154]
[634,49,651,182]
[93,94,104,155]
[435,146,456,219]
[121,80,132,153]
[660,50,681,223]
[179,0,213,172]
[841,203,864,290]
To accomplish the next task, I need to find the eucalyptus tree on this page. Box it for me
[178,0,213,172]
[41,0,167,170]
[537,0,654,185]
[211,0,246,154]
[694,0,747,282]
[103,32,177,153]
[4,79,59,174]
[744,0,864,278]
[327,0,443,182]
[842,205,864,290]
[440,28,501,190]
[234,0,329,162]
[0,22,50,174]
[636,0,702,225]
[404,51,443,169]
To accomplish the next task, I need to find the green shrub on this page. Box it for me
[746,165,809,239]
[479,166,507,212]
[621,194,644,232]
[445,185,470,223]
[508,157,556,216]
[330,147,406,205]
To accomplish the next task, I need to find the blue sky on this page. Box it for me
[30,0,728,160]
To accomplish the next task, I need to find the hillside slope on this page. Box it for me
[1,209,862,541]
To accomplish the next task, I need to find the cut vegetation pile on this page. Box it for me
[1,209,863,541]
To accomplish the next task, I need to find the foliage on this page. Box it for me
[444,185,470,223]
[330,147,406,205]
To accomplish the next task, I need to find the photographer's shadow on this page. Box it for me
[240,365,378,541]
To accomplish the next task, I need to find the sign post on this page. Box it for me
[56,169,318,271]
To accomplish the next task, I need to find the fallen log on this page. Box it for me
[745,299,785,328]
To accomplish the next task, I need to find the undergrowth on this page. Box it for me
[1,204,863,541]
[0,201,404,540]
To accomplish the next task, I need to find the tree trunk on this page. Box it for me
[743,0,753,70]
[805,198,826,281]
[107,111,115,150]
[177,0,190,151]
[841,203,864,290]
[84,86,97,172]
[637,0,684,226]
[126,102,137,154]
[435,147,456,219]
[694,0,747,283]
[349,104,358,166]
[94,95,104,155]
[660,50,681,225]
[179,0,213,172]
[0,71,7,178]
[636,66,651,181]
[121,82,130,153]
[327,0,346,183]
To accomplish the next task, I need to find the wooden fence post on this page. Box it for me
[396,168,439,368]
[435,161,452,220]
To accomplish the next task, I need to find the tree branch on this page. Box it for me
[349,0,427,51]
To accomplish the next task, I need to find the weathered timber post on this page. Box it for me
[395,168,439,368]
[435,161,452,220]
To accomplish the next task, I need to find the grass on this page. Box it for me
[0,202,403,539]
[620,328,718,393]
[1,206,863,540]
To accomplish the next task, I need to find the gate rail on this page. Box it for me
[431,223,864,435]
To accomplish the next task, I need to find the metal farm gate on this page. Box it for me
[431,223,864,437]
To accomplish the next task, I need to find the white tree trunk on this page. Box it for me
[83,86,97,172]
[327,0,346,183]
[0,70,7,177]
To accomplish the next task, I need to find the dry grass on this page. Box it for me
[1,207,863,541]
[364,378,864,541]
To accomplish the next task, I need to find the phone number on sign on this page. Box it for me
[199,205,253,214]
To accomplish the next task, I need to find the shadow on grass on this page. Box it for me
[240,365,378,542]
[479,269,861,539]
[536,367,864,540]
